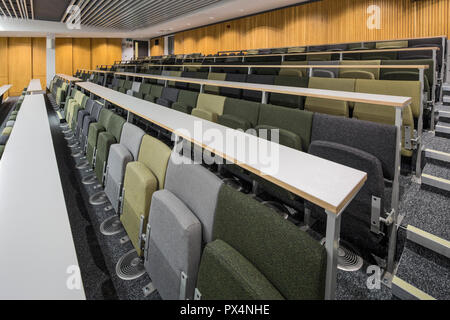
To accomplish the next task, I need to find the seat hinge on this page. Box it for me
[404,126,412,150]
[179,272,188,300]
[194,288,202,301]
[370,196,382,234]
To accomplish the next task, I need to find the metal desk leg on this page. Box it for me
[324,210,342,300]
[415,69,425,179]
[386,107,403,278]
[261,91,268,104]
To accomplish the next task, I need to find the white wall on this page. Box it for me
[122,39,134,61]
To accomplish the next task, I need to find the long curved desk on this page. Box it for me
[0,84,12,103]
[0,94,86,300]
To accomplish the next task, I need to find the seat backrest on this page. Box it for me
[177,90,199,108]
[164,154,223,243]
[280,61,308,77]
[150,85,164,98]
[137,135,172,190]
[106,114,126,142]
[270,76,309,109]
[309,60,339,78]
[85,99,95,114]
[220,73,247,98]
[354,79,420,120]
[305,77,355,117]
[287,46,306,54]
[257,104,313,151]
[91,102,103,121]
[98,108,114,128]
[131,81,141,92]
[380,59,434,87]
[339,60,381,79]
[119,123,146,160]
[209,185,326,300]
[376,40,408,49]
[161,87,179,102]
[196,93,226,115]
[220,98,261,129]
[243,75,275,101]
[139,83,152,95]
[311,113,396,180]
[206,73,227,94]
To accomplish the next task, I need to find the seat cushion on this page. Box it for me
[105,144,133,212]
[218,114,251,131]
[2,127,12,136]
[192,108,217,122]
[95,132,117,183]
[0,135,9,145]
[172,102,193,114]
[121,161,158,255]
[196,240,284,300]
[87,123,106,166]
[145,190,202,300]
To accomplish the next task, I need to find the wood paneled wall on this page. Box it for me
[56,38,122,75]
[0,37,46,97]
[150,37,164,56]
[173,0,450,55]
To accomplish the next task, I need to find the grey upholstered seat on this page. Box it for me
[76,99,95,139]
[127,81,141,96]
[144,153,223,300]
[104,123,146,212]
[80,102,103,151]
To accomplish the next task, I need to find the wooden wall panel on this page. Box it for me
[0,38,9,98]
[72,38,91,75]
[8,38,32,96]
[150,37,164,56]
[32,38,47,91]
[172,0,450,55]
[56,38,73,76]
[107,39,123,65]
[91,38,108,68]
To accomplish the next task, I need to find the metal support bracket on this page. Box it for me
[179,272,188,300]
[370,196,382,234]
[138,215,145,252]
[404,126,412,150]
[324,210,342,300]
[194,288,202,301]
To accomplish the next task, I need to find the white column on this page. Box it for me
[46,35,56,89]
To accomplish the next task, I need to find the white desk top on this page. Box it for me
[78,82,367,214]
[0,84,12,97]
[0,94,86,300]
[27,79,42,92]
[116,72,411,108]
[56,74,81,82]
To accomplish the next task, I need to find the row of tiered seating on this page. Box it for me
[0,91,27,159]
[110,74,418,157]
[49,78,328,299]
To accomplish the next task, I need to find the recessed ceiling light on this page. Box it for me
[187,23,191,26]
[239,9,244,12]
[209,17,215,20]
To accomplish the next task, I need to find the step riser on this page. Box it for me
[425,150,450,166]
[407,227,450,259]
[421,174,450,192]
[435,125,450,138]
[439,111,450,123]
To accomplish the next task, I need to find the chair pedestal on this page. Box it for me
[100,216,124,236]
[115,250,146,281]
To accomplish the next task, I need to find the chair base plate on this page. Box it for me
[100,216,124,236]
[89,191,108,206]
[82,174,97,185]
[116,250,146,281]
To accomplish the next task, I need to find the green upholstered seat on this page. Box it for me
[172,90,199,114]
[255,104,313,151]
[119,80,133,94]
[381,59,434,102]
[270,76,309,109]
[307,53,331,61]
[353,79,418,157]
[197,240,284,300]
[191,93,226,123]
[86,109,114,166]
[144,85,164,103]
[305,77,355,117]
[287,46,306,53]
[376,40,408,49]
[133,83,152,99]
[218,98,261,131]
[120,135,172,256]
[205,73,227,95]
[168,71,182,87]
[9,115,17,121]
[11,111,18,116]
[113,79,125,91]
[280,61,308,77]
[339,60,381,80]
[94,114,126,183]
[0,145,4,158]
[2,127,12,136]
[70,95,88,131]
[196,185,327,300]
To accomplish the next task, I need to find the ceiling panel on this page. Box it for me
[59,0,225,31]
